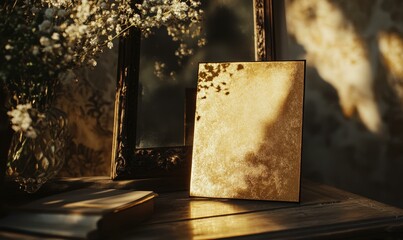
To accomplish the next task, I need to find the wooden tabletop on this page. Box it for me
[120,180,403,239]
[1,178,403,239]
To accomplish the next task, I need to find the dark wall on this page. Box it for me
[274,0,403,208]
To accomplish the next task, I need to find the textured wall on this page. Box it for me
[56,46,118,177]
[275,0,403,207]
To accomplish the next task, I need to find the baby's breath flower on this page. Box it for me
[154,61,166,79]
[1,0,203,137]
[51,33,60,40]
[7,104,38,139]
[39,37,50,46]
[32,46,39,55]
[88,59,97,67]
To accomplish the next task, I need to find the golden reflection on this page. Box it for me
[189,201,282,239]
[190,61,304,202]
[28,189,155,213]
[189,200,244,219]
[285,0,384,134]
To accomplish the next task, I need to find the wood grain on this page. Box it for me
[121,181,403,239]
[2,179,403,239]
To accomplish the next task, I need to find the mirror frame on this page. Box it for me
[111,0,275,180]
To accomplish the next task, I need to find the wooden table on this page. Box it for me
[1,178,403,239]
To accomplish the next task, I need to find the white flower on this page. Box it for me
[88,59,97,67]
[1,0,203,109]
[25,129,38,139]
[7,104,38,139]
[5,44,13,50]
[76,0,91,21]
[106,17,114,23]
[40,36,50,46]
[154,61,166,79]
[32,46,39,55]
[64,54,72,62]
[171,1,188,20]
[51,32,60,40]
[78,25,87,34]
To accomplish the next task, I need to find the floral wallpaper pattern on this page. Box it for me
[56,46,117,177]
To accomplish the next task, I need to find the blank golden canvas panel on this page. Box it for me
[190,61,305,202]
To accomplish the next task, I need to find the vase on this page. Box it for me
[6,106,68,193]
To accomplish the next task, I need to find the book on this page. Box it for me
[0,188,157,239]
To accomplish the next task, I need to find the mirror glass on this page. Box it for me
[136,0,256,148]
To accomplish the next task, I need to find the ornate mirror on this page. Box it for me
[111,0,275,181]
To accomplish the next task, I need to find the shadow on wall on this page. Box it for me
[276,0,403,207]
[56,44,118,177]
